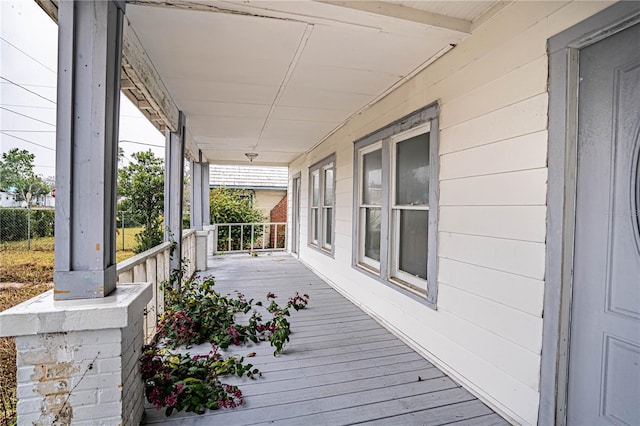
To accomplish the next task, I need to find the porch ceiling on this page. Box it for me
[125,0,499,166]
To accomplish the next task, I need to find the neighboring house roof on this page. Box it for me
[210,165,288,190]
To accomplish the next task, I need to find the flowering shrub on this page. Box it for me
[140,346,256,416]
[159,275,310,355]
[143,272,310,416]
[156,310,198,347]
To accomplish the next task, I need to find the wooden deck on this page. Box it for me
[143,253,508,426]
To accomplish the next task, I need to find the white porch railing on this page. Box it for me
[211,222,287,254]
[181,229,198,278]
[115,229,203,342]
[116,242,171,342]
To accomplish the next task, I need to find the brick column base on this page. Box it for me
[0,284,152,425]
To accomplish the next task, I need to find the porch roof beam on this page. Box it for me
[314,1,472,35]
[36,0,180,134]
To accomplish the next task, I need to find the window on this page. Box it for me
[309,154,335,255]
[352,104,439,307]
[391,128,430,288]
[357,143,382,270]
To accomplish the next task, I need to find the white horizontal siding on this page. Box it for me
[438,284,543,354]
[438,258,544,317]
[434,299,542,390]
[288,2,616,424]
[439,205,546,243]
[439,168,548,206]
[440,131,548,181]
[439,94,548,155]
[439,232,545,280]
[439,56,548,129]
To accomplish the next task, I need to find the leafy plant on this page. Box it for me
[210,188,266,251]
[144,273,310,415]
[140,346,258,416]
[117,150,165,253]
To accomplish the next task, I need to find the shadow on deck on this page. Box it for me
[143,253,508,426]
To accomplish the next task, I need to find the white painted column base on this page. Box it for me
[204,225,216,256]
[195,230,209,272]
[0,284,152,425]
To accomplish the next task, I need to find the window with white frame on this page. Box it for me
[390,127,430,288]
[309,155,335,254]
[352,104,439,307]
[357,143,383,270]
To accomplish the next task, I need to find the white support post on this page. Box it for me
[202,162,210,227]
[0,2,152,424]
[53,0,124,300]
[164,112,186,281]
[190,154,203,231]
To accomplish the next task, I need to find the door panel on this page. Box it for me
[569,23,640,425]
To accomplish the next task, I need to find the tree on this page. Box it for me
[117,150,165,253]
[0,148,50,204]
[210,188,266,251]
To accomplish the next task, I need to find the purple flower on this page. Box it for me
[164,391,178,407]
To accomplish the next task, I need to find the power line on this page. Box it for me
[0,131,55,151]
[0,130,56,133]
[0,76,56,104]
[0,103,56,110]
[0,81,56,89]
[0,37,57,74]
[0,107,56,127]
[119,139,164,148]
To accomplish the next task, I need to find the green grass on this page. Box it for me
[0,228,142,285]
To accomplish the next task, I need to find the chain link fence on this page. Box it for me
[0,208,55,251]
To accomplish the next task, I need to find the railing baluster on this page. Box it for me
[209,222,288,254]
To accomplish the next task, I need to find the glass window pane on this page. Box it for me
[399,209,428,280]
[396,133,429,206]
[312,208,318,242]
[364,208,381,261]
[324,167,334,206]
[324,207,332,246]
[312,172,319,207]
[363,149,382,205]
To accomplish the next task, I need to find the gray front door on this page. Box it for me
[568,23,640,425]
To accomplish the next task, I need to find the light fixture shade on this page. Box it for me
[245,152,258,162]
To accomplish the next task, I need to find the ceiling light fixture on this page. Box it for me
[245,152,258,162]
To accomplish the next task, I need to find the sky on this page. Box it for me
[0,0,165,180]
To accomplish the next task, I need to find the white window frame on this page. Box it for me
[357,142,383,271]
[351,103,440,308]
[321,163,334,251]
[389,124,431,290]
[309,154,336,256]
[310,169,320,246]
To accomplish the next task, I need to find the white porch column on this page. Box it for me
[190,154,203,231]
[202,163,214,254]
[53,0,124,300]
[191,153,210,271]
[202,162,210,227]
[0,2,152,424]
[189,151,210,231]
[164,112,186,279]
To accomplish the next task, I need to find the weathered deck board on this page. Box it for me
[143,253,506,425]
